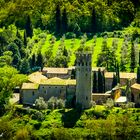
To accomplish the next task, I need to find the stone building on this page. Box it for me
[75,52,92,109]
[131,83,140,105]
[105,72,136,91]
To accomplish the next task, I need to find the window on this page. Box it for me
[32,91,35,96]
[86,96,88,100]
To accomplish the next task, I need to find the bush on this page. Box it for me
[104,98,114,110]
[14,128,30,140]
[65,32,76,39]
[35,97,48,110]
[31,111,45,121]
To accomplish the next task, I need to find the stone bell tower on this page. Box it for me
[75,52,92,109]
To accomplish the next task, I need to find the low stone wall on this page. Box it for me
[92,93,111,104]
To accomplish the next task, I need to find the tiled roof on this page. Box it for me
[21,83,39,90]
[105,72,136,79]
[42,67,68,74]
[40,77,76,86]
[28,72,48,84]
[131,83,140,90]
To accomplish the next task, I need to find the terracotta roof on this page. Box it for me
[40,77,76,86]
[105,72,136,79]
[131,83,140,90]
[92,67,106,71]
[66,79,76,85]
[40,77,66,85]
[92,93,111,96]
[21,83,39,90]
[42,67,68,74]
[28,72,48,84]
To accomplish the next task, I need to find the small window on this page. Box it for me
[55,87,57,88]
[42,87,44,88]
[32,91,35,96]
[85,73,88,77]
[82,62,84,66]
[86,96,88,100]
[86,62,88,66]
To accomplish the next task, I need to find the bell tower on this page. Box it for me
[75,52,92,109]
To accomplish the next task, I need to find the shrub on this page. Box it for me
[14,128,30,140]
[35,97,48,110]
[31,111,45,121]
[104,98,114,110]
[57,99,65,109]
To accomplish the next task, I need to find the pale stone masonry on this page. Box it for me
[75,52,92,109]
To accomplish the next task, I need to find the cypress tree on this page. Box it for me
[25,15,33,38]
[139,50,140,66]
[56,5,61,34]
[24,30,27,46]
[36,51,44,70]
[91,7,96,33]
[116,62,120,83]
[137,66,140,84]
[98,69,104,93]
[62,8,68,33]
[112,73,117,89]
[20,58,30,74]
[31,54,36,68]
[130,42,136,72]
[63,46,68,57]
[16,29,22,39]
[93,72,98,93]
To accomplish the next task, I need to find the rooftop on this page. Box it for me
[42,67,68,74]
[105,72,136,79]
[131,83,140,90]
[21,83,39,90]
[115,96,127,103]
[28,71,48,84]
[40,77,76,86]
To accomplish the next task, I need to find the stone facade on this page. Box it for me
[75,52,92,109]
[131,83,140,105]
[105,72,136,91]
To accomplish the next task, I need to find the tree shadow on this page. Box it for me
[62,109,82,128]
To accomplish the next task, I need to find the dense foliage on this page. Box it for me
[0,0,139,33]
[0,105,140,139]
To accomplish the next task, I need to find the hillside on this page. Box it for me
[0,105,140,139]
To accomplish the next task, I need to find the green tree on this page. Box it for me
[137,66,140,84]
[93,72,98,93]
[112,73,117,89]
[130,42,136,72]
[20,59,30,74]
[116,62,120,84]
[62,8,68,33]
[16,29,22,39]
[0,51,13,67]
[0,66,27,115]
[25,15,33,38]
[91,7,96,33]
[55,5,61,34]
[23,30,27,46]
[36,51,44,70]
[98,69,104,93]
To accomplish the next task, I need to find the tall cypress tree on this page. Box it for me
[93,72,98,93]
[25,15,33,38]
[31,54,36,68]
[130,42,136,72]
[36,51,44,70]
[137,66,140,84]
[62,8,68,33]
[112,73,117,89]
[91,7,96,33]
[56,5,61,34]
[116,62,120,84]
[16,29,22,39]
[24,30,27,46]
[98,69,104,93]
